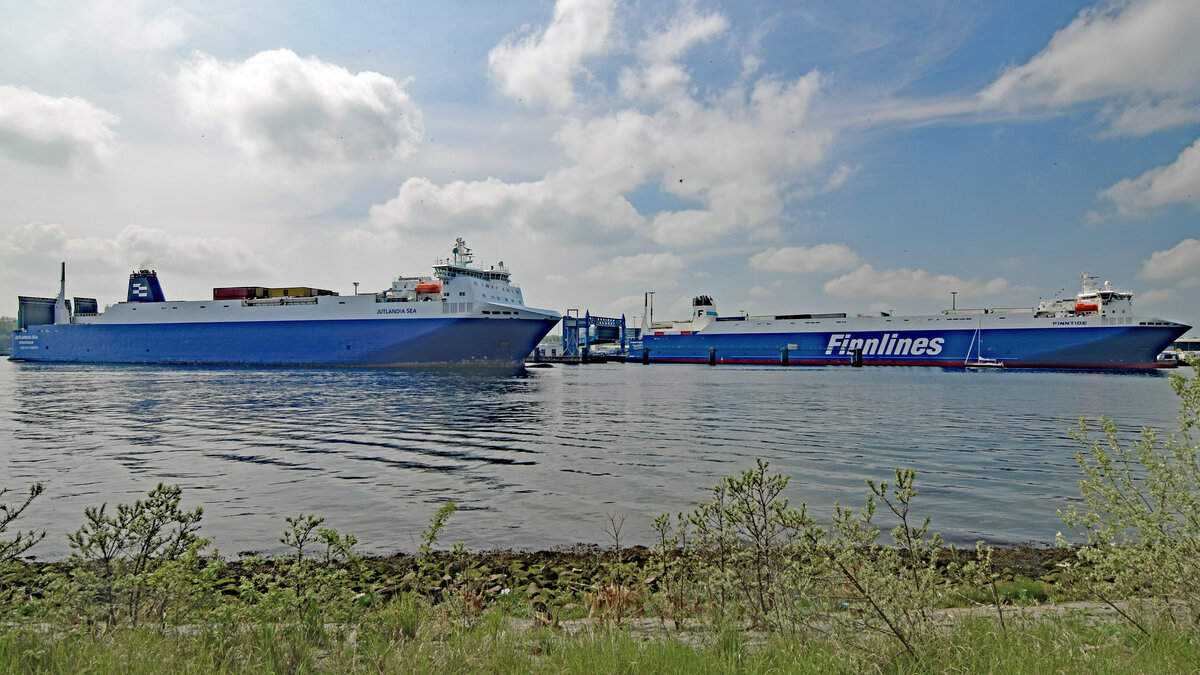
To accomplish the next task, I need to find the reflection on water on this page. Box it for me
[0,359,1182,559]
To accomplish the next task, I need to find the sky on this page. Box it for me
[2,0,1200,329]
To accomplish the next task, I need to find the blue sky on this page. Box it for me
[2,0,1199,327]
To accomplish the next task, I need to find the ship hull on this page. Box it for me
[10,316,558,367]
[627,323,1188,370]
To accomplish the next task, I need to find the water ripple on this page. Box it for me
[0,360,1182,559]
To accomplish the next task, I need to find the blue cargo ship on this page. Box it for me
[626,275,1189,370]
[10,238,561,367]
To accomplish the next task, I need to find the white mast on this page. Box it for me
[641,291,654,333]
[54,261,69,324]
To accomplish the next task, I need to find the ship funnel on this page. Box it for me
[127,269,166,302]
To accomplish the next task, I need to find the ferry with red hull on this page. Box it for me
[10,238,560,367]
[626,275,1189,370]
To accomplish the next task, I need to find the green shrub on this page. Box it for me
[680,459,823,630]
[419,502,458,559]
[0,482,45,612]
[0,482,44,567]
[658,459,982,662]
[63,483,213,628]
[812,467,958,659]
[1061,362,1200,630]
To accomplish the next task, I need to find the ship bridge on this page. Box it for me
[433,237,513,283]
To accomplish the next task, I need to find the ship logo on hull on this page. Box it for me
[826,333,945,357]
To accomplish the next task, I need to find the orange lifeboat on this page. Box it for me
[1074,302,1099,313]
[415,282,442,294]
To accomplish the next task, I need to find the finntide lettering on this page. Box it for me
[825,333,944,357]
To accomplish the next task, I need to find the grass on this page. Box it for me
[953,578,1056,608]
[2,610,1197,674]
[902,616,1200,675]
[2,509,1194,673]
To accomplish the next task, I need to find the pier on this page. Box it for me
[531,310,627,363]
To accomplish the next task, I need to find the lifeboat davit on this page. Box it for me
[1075,302,1099,313]
[415,282,442,294]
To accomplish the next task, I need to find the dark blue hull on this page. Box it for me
[626,324,1187,369]
[10,317,558,366]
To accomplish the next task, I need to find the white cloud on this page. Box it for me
[0,86,118,169]
[823,264,1017,300]
[23,0,191,62]
[1100,99,1200,138]
[1141,238,1200,279]
[488,0,616,110]
[80,0,190,53]
[361,175,643,245]
[741,54,763,78]
[640,6,727,64]
[665,294,693,317]
[619,6,728,102]
[748,285,771,298]
[101,225,270,275]
[1101,137,1200,216]
[177,49,423,174]
[979,0,1200,136]
[0,221,269,278]
[1137,288,1176,305]
[602,293,653,318]
[583,252,684,281]
[748,244,861,274]
[649,210,728,247]
[562,70,833,246]
[370,1,834,250]
[0,221,69,258]
[852,0,1200,138]
[823,164,856,192]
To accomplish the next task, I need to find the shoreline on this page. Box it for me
[15,541,1079,598]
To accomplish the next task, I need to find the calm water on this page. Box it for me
[0,358,1184,559]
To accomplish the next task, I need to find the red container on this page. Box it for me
[214,286,266,300]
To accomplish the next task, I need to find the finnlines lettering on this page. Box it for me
[825,333,944,356]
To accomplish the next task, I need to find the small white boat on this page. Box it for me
[964,321,1004,369]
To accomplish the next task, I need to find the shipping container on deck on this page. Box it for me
[17,296,57,329]
[73,297,99,315]
[265,287,335,298]
[213,287,267,300]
